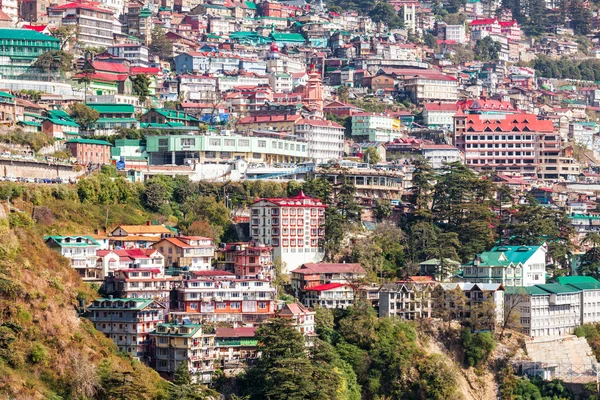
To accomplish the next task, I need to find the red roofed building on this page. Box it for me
[453,112,561,178]
[250,191,327,273]
[152,236,215,271]
[302,283,355,309]
[97,248,165,277]
[422,102,459,128]
[215,327,258,370]
[103,268,181,305]
[48,2,114,48]
[278,302,316,337]
[290,262,366,291]
[176,276,276,323]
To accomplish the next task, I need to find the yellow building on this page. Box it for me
[151,322,216,383]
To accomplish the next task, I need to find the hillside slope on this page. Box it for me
[0,219,168,399]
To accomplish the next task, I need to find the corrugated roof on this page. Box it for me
[0,28,59,42]
[88,103,135,114]
[555,276,600,285]
[66,138,111,146]
[537,284,581,294]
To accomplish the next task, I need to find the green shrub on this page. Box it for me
[8,212,33,228]
[16,306,32,324]
[461,329,496,368]
[29,343,48,364]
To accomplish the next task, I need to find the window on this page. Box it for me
[181,138,195,146]
[158,138,168,146]
[230,302,240,309]
[258,140,266,148]
[224,139,235,147]
[209,138,221,146]
[221,151,231,159]
[216,302,227,310]
[258,301,267,309]
[190,302,198,310]
[159,337,168,344]
[239,139,250,147]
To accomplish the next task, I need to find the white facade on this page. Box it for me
[294,119,344,163]
[351,113,403,142]
[107,44,149,66]
[53,5,115,47]
[1,0,17,21]
[302,284,355,309]
[268,73,293,93]
[267,56,306,74]
[445,25,466,44]
[218,75,270,92]
[403,75,458,103]
[250,193,326,273]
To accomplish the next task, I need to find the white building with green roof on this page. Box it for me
[505,276,600,337]
[462,245,547,287]
[45,235,102,282]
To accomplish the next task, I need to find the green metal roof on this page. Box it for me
[44,235,101,247]
[89,298,157,310]
[489,245,541,265]
[0,91,14,99]
[153,108,199,121]
[536,284,581,294]
[505,286,549,296]
[420,258,460,266]
[66,138,112,146]
[270,33,305,42]
[152,322,204,337]
[555,276,600,285]
[570,214,600,220]
[87,103,135,114]
[96,118,139,124]
[18,120,41,126]
[0,28,60,42]
[245,1,257,8]
[45,118,80,128]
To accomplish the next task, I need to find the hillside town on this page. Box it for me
[3,0,600,397]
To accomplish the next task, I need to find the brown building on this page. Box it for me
[363,73,396,93]
[65,138,112,164]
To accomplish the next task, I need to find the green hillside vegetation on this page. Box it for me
[0,222,169,399]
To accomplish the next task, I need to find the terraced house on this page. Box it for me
[150,322,216,383]
[88,298,166,361]
[462,245,547,287]
[0,28,60,79]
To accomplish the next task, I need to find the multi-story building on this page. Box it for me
[294,118,344,163]
[65,138,112,165]
[96,248,165,277]
[179,75,219,102]
[48,2,115,48]
[290,263,366,292]
[103,269,181,303]
[87,297,166,361]
[176,275,276,324]
[462,245,547,287]
[440,282,505,329]
[422,102,458,129]
[302,283,355,309]
[250,191,327,273]
[153,236,214,271]
[453,112,553,178]
[215,327,258,372]
[379,280,434,320]
[444,24,466,43]
[107,44,149,67]
[401,72,458,103]
[215,242,273,278]
[351,112,404,142]
[0,29,60,79]
[145,133,309,166]
[504,277,600,338]
[110,224,174,248]
[150,322,216,383]
[45,235,102,282]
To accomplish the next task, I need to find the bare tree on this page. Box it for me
[432,285,466,330]
[67,348,100,399]
[501,289,528,340]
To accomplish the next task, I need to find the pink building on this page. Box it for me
[470,18,520,42]
[65,138,112,164]
[453,112,554,177]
